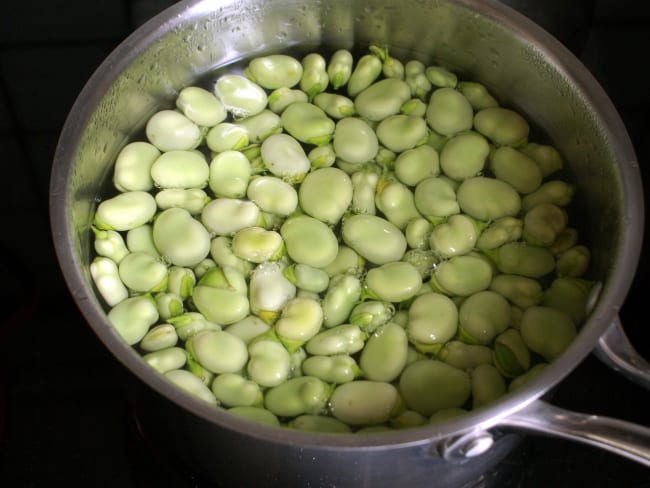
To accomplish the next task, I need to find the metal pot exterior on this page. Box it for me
[50,0,644,486]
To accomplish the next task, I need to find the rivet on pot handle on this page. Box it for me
[496,399,650,467]
[594,316,650,391]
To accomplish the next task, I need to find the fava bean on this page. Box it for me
[426,87,473,136]
[523,203,568,247]
[508,363,548,393]
[489,274,544,309]
[407,293,458,354]
[493,328,531,378]
[301,355,361,384]
[92,228,130,264]
[299,167,352,225]
[327,49,354,90]
[402,249,438,279]
[140,323,179,352]
[118,251,168,293]
[332,117,379,164]
[280,215,339,268]
[248,261,296,324]
[305,324,366,356]
[176,86,227,127]
[369,45,405,80]
[471,363,506,409]
[475,217,522,250]
[308,144,336,169]
[229,406,280,426]
[113,141,159,192]
[260,133,311,182]
[275,297,323,351]
[90,256,129,307]
[234,109,282,143]
[225,315,270,344]
[405,217,433,250]
[364,261,422,303]
[394,145,440,187]
[549,227,579,255]
[231,227,284,263]
[349,301,395,333]
[429,254,493,297]
[95,191,157,231]
[360,322,409,382]
[486,242,555,278]
[556,245,590,278]
[290,414,353,433]
[429,214,481,258]
[439,132,489,181]
[264,376,332,417]
[165,369,217,404]
[543,277,592,325]
[145,110,202,152]
[244,54,303,89]
[205,122,249,152]
[354,78,411,122]
[400,98,428,117]
[281,101,335,146]
[126,224,160,258]
[320,245,366,278]
[456,176,521,221]
[213,74,268,118]
[167,312,221,342]
[211,373,262,407]
[107,295,159,345]
[209,236,253,277]
[153,208,211,267]
[267,87,309,113]
[425,65,457,88]
[322,273,362,328]
[429,407,469,424]
[247,332,292,387]
[144,346,187,374]
[191,284,250,325]
[155,188,209,214]
[347,53,382,97]
[330,381,403,426]
[489,146,543,194]
[201,198,260,236]
[458,290,511,345]
[413,177,460,222]
[375,179,422,230]
[398,359,471,416]
[520,306,576,361]
[376,114,428,153]
[520,142,563,177]
[457,81,499,110]
[522,180,575,212]
[300,53,329,100]
[404,60,432,100]
[342,214,407,265]
[313,92,356,119]
[437,341,493,371]
[186,329,248,374]
[473,107,529,147]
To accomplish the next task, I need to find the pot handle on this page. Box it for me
[496,399,650,466]
[593,316,650,390]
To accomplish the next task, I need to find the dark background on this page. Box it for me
[0,1,649,487]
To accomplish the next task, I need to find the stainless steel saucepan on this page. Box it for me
[50,0,650,486]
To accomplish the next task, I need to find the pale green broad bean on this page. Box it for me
[155,188,209,214]
[413,177,460,222]
[353,78,411,122]
[493,328,531,378]
[275,297,323,351]
[300,53,329,100]
[402,249,438,279]
[364,261,422,303]
[429,408,468,424]
[473,107,529,147]
[369,45,405,80]
[290,415,352,433]
[93,228,129,264]
[140,323,178,353]
[267,87,309,114]
[305,324,366,356]
[308,144,337,169]
[406,292,458,353]
[458,290,511,345]
[213,74,268,118]
[429,254,493,297]
[280,215,339,268]
[301,355,361,384]
[425,65,457,88]
[248,261,296,324]
[186,329,248,374]
[549,228,579,255]
[404,60,432,100]
[349,301,395,333]
[523,203,568,247]
[333,117,379,164]
[167,312,221,342]
[205,123,249,153]
[471,363,506,409]
[165,369,217,404]
[176,86,227,127]
[405,217,433,250]
[330,381,403,426]
[508,363,547,393]
[264,376,332,417]
[127,224,160,258]
[429,214,480,258]
[351,170,379,215]
[95,191,157,231]
[543,277,592,325]
[520,306,576,361]
[321,273,362,328]
[234,109,282,143]
[399,359,471,416]
[487,242,555,278]
[426,87,473,136]
[192,284,250,325]
[299,167,352,225]
[342,214,407,265]
[520,142,563,177]
[193,258,217,280]
[118,251,167,293]
[229,406,280,426]
[359,322,409,382]
[437,341,493,371]
[457,81,499,111]
[439,132,489,181]
[151,150,209,189]
[522,180,575,212]
[456,176,521,221]
[394,145,440,187]
[107,295,159,345]
[327,49,354,90]
[489,274,544,308]
[244,54,303,89]
[400,98,428,117]
[247,333,292,387]
[320,245,365,278]
[376,114,428,153]
[145,110,202,152]
[113,141,159,192]
[201,198,260,236]
[475,217,522,250]
[143,346,187,374]
[347,53,382,97]
[280,101,335,146]
[489,146,543,194]
[225,315,270,344]
[390,410,427,429]
[260,133,311,182]
[209,236,253,277]
[90,256,129,307]
[556,245,590,278]
[375,180,422,230]
[211,372,262,407]
[313,92,356,119]
[231,227,284,263]
[153,208,211,267]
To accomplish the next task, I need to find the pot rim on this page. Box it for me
[49,0,644,449]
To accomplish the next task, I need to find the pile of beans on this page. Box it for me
[90,46,593,433]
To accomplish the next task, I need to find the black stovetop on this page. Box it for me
[0,1,649,487]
